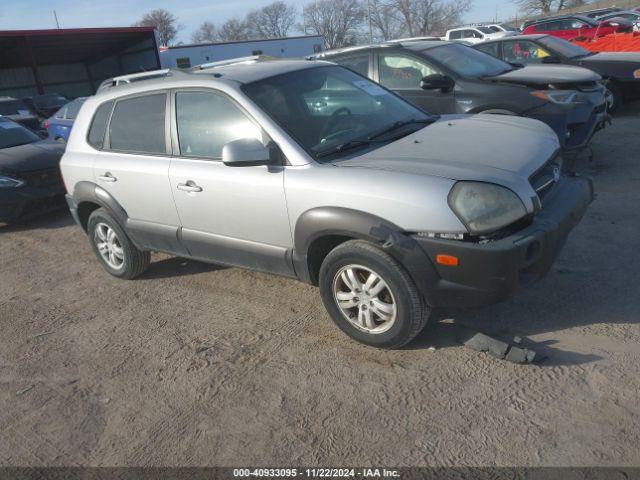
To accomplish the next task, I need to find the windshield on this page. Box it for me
[0,117,41,149]
[243,66,432,159]
[34,94,68,109]
[539,35,592,58]
[425,43,513,77]
[477,26,494,34]
[0,100,33,116]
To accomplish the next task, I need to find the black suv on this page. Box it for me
[475,34,640,111]
[316,41,607,150]
[317,41,607,151]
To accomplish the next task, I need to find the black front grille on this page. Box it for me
[530,155,562,203]
[21,167,63,187]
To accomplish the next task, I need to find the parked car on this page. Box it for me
[45,97,87,142]
[485,23,519,33]
[475,34,640,111]
[444,26,517,44]
[22,94,69,119]
[317,41,607,150]
[596,10,640,31]
[61,62,593,348]
[522,14,633,40]
[0,97,42,132]
[0,117,66,223]
[580,7,623,19]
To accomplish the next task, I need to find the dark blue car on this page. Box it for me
[45,97,86,142]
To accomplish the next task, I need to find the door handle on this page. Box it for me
[97,172,117,183]
[177,182,203,193]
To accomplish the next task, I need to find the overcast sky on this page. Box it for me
[0,0,520,43]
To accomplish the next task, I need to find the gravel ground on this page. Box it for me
[1,104,639,468]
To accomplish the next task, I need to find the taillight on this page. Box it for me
[44,121,50,129]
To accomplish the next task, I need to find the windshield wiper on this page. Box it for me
[316,139,379,158]
[316,117,436,159]
[367,117,436,141]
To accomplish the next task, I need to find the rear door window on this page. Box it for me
[108,94,167,154]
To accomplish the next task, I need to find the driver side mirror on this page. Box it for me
[542,55,561,64]
[222,138,274,167]
[421,74,455,92]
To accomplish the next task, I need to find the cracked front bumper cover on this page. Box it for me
[412,175,594,308]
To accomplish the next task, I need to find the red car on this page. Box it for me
[523,15,633,40]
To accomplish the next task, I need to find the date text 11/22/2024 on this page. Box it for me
[233,468,401,478]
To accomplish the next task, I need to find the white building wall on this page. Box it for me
[160,36,325,69]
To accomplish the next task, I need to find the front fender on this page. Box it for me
[292,207,440,305]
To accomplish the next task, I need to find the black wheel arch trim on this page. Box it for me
[72,181,129,230]
[292,207,441,305]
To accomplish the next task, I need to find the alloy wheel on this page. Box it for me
[332,264,397,334]
[94,222,125,270]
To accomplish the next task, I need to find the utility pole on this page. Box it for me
[53,10,60,29]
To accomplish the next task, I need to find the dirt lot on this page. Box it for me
[1,104,639,468]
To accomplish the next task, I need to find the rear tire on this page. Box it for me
[319,240,430,349]
[87,208,150,279]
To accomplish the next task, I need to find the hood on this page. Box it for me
[489,64,601,85]
[331,114,559,187]
[0,140,65,174]
[580,51,640,64]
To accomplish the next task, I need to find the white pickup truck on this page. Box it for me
[444,25,518,44]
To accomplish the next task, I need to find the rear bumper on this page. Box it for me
[412,175,594,308]
[0,184,66,222]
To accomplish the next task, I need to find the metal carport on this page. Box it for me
[0,27,161,99]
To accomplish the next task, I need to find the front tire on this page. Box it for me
[319,240,430,348]
[87,208,150,279]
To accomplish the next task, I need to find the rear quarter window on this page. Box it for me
[88,100,114,150]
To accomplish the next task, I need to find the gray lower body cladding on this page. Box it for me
[67,175,593,310]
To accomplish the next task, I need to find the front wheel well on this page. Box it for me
[77,201,101,231]
[306,235,356,285]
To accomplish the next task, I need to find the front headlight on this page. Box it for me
[531,90,578,104]
[0,175,25,188]
[448,182,527,235]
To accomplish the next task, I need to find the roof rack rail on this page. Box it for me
[193,55,276,72]
[97,69,176,91]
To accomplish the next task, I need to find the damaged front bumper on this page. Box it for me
[410,175,594,308]
[529,90,608,151]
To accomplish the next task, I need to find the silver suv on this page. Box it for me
[61,59,593,348]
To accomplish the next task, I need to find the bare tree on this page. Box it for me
[136,9,181,46]
[368,0,405,41]
[510,0,579,15]
[217,18,252,42]
[247,1,297,39]
[301,0,366,49]
[192,21,218,43]
[390,0,472,37]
